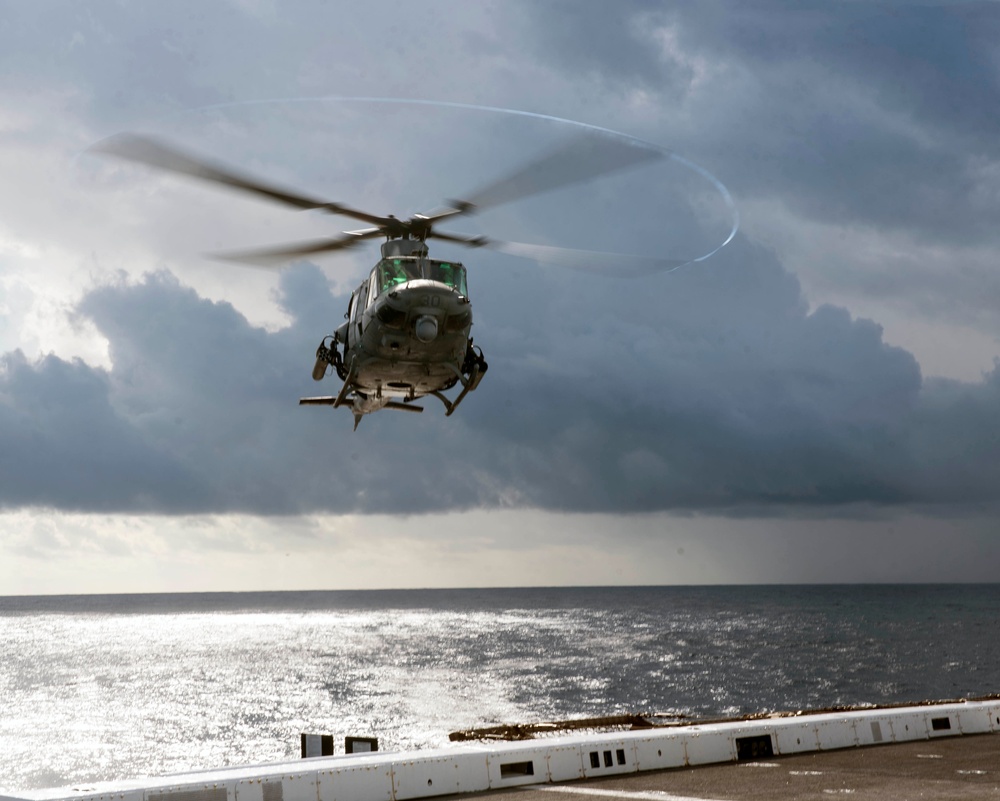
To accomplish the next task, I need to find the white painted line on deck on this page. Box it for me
[535,785,729,801]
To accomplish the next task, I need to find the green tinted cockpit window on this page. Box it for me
[378,258,422,294]
[428,261,468,296]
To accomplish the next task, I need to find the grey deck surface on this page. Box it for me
[473,733,1000,800]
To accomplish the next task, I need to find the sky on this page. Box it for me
[1,1,999,593]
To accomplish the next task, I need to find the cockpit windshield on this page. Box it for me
[427,261,468,296]
[378,258,422,294]
[376,258,468,297]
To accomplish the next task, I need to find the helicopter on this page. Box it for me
[94,130,670,429]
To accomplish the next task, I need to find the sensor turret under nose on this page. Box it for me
[414,315,439,343]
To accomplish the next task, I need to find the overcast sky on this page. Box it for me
[1,1,998,593]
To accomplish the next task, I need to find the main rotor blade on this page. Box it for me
[210,227,384,267]
[430,132,665,220]
[428,230,489,247]
[92,134,389,226]
[432,230,687,276]
[489,240,687,276]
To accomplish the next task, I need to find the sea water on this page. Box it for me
[1,585,998,791]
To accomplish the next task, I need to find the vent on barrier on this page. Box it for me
[262,782,283,801]
[500,760,534,778]
[587,749,627,769]
[931,717,952,731]
[735,734,774,761]
[870,722,883,743]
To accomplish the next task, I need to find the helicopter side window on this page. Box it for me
[351,285,364,325]
[428,261,468,296]
[378,258,421,294]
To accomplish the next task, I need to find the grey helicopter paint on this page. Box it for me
[93,130,678,428]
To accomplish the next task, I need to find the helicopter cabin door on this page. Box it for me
[348,281,368,348]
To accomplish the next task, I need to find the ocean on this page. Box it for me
[1,585,998,792]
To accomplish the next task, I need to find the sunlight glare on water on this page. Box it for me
[1,586,998,792]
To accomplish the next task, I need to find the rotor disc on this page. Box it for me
[87,98,739,276]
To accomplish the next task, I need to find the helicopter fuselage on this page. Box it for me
[349,277,469,393]
[303,239,488,426]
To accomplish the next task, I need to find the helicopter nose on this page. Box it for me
[414,315,439,343]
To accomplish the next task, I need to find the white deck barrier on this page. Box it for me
[3,700,999,801]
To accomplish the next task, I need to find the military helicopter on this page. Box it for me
[94,131,671,428]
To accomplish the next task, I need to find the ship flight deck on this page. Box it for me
[3,699,998,801]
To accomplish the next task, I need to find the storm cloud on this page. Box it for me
[0,1,998,587]
[2,232,997,517]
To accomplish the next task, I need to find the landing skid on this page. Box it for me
[431,359,485,416]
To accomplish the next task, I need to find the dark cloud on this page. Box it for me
[523,2,1000,245]
[712,1,1000,148]
[5,0,994,244]
[0,348,208,512]
[1,236,997,517]
[10,1,992,251]
[904,368,1000,508]
[0,2,520,132]
[1,1,997,522]
[56,267,516,515]
[510,0,677,95]
[503,1,1000,349]
[462,237,927,512]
